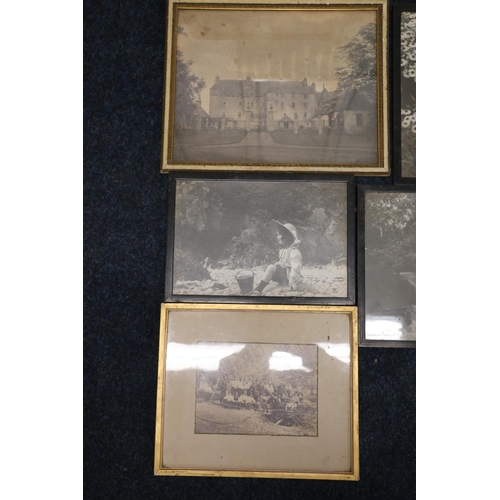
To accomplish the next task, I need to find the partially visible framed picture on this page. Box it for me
[155,303,359,480]
[161,0,390,175]
[392,3,416,183]
[357,185,416,347]
[165,172,356,305]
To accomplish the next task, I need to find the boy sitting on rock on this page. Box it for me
[251,220,305,296]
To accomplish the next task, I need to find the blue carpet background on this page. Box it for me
[84,0,416,497]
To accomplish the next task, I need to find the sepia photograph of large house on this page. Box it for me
[168,6,383,167]
[200,76,375,135]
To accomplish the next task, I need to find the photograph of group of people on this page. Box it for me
[194,343,318,436]
[208,376,314,413]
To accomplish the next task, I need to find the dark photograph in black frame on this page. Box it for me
[165,172,356,305]
[392,3,416,184]
[357,185,416,347]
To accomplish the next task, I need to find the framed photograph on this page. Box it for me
[161,0,389,175]
[165,172,356,305]
[357,185,416,347]
[155,303,359,480]
[392,3,416,183]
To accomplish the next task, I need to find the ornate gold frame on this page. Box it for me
[161,0,389,174]
[154,303,359,480]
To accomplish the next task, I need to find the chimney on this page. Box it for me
[215,75,220,83]
[302,77,307,86]
[246,76,251,80]
[311,82,316,91]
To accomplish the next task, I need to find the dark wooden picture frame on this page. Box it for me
[165,172,356,305]
[392,3,416,184]
[357,184,416,348]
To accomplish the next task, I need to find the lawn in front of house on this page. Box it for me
[174,128,247,147]
[271,129,376,149]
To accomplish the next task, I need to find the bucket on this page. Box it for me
[235,269,255,294]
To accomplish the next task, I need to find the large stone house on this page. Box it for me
[190,76,377,134]
[208,76,321,131]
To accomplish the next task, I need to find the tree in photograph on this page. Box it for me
[175,181,348,267]
[335,22,377,102]
[366,193,416,273]
[400,12,416,176]
[174,26,206,128]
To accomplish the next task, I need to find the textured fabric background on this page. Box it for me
[84,0,416,497]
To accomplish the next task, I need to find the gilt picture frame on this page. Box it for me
[357,185,416,347]
[164,172,356,305]
[154,303,359,480]
[161,0,389,175]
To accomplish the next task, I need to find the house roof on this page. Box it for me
[210,78,317,97]
[312,85,376,117]
[333,87,375,112]
[192,101,209,118]
[315,89,341,117]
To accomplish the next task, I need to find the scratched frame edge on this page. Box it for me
[164,171,356,305]
[357,184,416,348]
[392,3,416,185]
[154,302,359,480]
[160,0,390,175]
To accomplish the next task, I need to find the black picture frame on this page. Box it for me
[165,172,356,305]
[357,184,416,348]
[392,3,416,185]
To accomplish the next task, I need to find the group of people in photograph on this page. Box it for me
[198,375,314,413]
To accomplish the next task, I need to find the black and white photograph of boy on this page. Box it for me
[171,179,348,298]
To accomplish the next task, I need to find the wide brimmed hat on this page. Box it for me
[270,220,300,243]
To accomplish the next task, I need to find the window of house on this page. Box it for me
[281,102,284,108]
[356,113,364,127]
[304,102,307,108]
[239,101,242,106]
[294,113,298,119]
[304,113,307,118]
[292,102,295,108]
[270,104,274,110]
[223,102,226,107]
[251,112,254,117]
[238,112,241,117]
[222,112,226,117]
